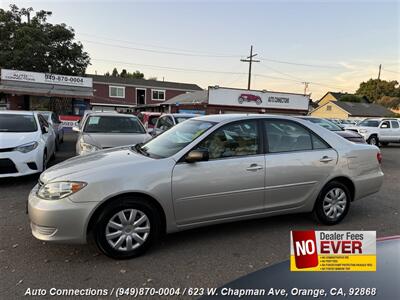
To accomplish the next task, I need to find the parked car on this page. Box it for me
[29,114,383,259]
[346,118,400,146]
[73,112,152,155]
[137,112,161,131]
[0,110,56,177]
[298,117,366,143]
[152,113,197,136]
[37,111,64,150]
[238,94,262,105]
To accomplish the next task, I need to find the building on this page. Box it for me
[310,100,394,119]
[137,86,311,115]
[315,91,370,107]
[0,69,93,114]
[89,75,202,112]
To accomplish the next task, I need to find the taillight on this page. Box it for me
[377,152,382,164]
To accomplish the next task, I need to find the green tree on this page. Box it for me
[0,5,90,75]
[120,69,127,78]
[111,68,119,77]
[130,70,144,79]
[339,94,364,103]
[377,96,400,109]
[356,79,400,101]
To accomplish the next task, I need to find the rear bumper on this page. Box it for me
[353,170,384,201]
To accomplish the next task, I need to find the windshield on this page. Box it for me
[304,118,342,131]
[0,114,38,132]
[84,116,146,133]
[139,119,215,158]
[358,119,380,127]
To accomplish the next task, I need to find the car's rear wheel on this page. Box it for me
[94,197,161,259]
[314,181,351,225]
[367,135,379,146]
[238,97,244,104]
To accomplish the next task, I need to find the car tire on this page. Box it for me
[367,135,379,146]
[94,197,162,259]
[238,97,244,104]
[256,99,262,105]
[313,181,351,225]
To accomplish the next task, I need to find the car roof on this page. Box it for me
[0,110,35,116]
[86,112,137,118]
[164,113,198,118]
[192,113,303,123]
[139,112,161,116]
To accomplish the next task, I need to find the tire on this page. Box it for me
[367,135,379,146]
[313,181,351,225]
[238,97,244,104]
[94,197,162,259]
[256,98,262,105]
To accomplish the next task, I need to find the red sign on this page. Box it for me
[292,231,319,269]
[59,115,81,131]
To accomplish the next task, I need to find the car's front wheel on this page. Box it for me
[94,197,161,259]
[367,135,379,146]
[314,181,351,225]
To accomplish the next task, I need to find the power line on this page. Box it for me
[382,68,400,75]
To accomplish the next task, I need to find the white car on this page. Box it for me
[0,111,56,177]
[37,111,64,150]
[346,118,400,146]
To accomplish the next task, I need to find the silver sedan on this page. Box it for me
[28,114,384,259]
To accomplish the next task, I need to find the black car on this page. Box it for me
[298,117,366,144]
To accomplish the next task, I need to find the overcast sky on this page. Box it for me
[3,0,400,99]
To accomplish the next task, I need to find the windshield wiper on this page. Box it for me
[133,143,149,156]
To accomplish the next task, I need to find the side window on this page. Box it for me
[380,121,390,128]
[51,113,59,124]
[156,117,165,129]
[196,120,259,160]
[265,120,327,153]
[390,121,399,129]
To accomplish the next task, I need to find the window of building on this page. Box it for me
[326,105,332,111]
[152,89,165,101]
[109,86,125,98]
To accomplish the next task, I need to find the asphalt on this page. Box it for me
[0,133,399,299]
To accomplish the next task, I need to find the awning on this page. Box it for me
[0,84,93,99]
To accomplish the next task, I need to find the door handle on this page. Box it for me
[320,156,334,163]
[246,164,263,171]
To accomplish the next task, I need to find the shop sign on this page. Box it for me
[1,69,92,88]
[208,87,309,110]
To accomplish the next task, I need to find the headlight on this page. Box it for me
[14,141,38,153]
[80,142,100,154]
[37,181,87,200]
[359,129,368,133]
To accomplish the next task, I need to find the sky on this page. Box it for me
[2,0,400,99]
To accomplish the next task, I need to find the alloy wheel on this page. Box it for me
[105,209,150,251]
[322,187,347,219]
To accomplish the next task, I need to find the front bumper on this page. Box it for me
[0,150,41,178]
[28,184,97,243]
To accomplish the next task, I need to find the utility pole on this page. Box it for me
[302,82,310,95]
[377,64,382,80]
[240,45,260,90]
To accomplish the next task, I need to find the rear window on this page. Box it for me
[0,114,38,132]
[84,116,146,133]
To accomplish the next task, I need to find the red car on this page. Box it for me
[238,94,262,105]
[137,112,161,130]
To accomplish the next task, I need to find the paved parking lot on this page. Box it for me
[1,133,399,299]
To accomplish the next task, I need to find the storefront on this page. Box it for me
[0,69,93,120]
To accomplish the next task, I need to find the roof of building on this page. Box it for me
[88,75,202,91]
[332,101,394,117]
[317,91,371,104]
[162,90,208,105]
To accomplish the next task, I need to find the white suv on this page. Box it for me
[346,118,400,146]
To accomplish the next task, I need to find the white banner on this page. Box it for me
[208,87,309,110]
[1,69,92,88]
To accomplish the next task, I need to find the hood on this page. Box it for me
[40,146,150,183]
[82,132,151,149]
[0,131,40,148]
[335,130,363,138]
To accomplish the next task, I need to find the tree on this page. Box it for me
[339,94,363,103]
[120,69,127,78]
[356,79,400,102]
[0,5,90,75]
[377,96,400,109]
[130,70,144,79]
[111,67,119,77]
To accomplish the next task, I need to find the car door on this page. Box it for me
[171,120,265,225]
[378,120,391,142]
[390,120,400,142]
[37,115,53,157]
[263,119,338,211]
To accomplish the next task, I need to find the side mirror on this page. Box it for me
[41,126,48,134]
[185,149,209,163]
[72,126,80,132]
[380,123,389,129]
